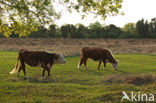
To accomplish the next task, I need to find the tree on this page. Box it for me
[89,21,103,30]
[60,24,77,38]
[0,0,59,37]
[136,19,149,38]
[48,24,56,37]
[69,24,77,38]
[64,0,123,19]
[76,24,88,38]
[29,26,49,38]
[149,18,156,34]
[0,0,123,37]
[0,21,12,37]
[144,20,149,37]
[88,21,104,38]
[105,24,122,38]
[61,24,70,38]
[123,23,136,34]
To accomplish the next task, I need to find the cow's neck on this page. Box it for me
[108,58,116,63]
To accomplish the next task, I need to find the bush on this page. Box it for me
[105,32,119,38]
[148,33,156,38]
[29,32,49,38]
[0,34,4,38]
[119,32,139,38]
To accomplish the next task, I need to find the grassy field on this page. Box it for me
[0,51,156,103]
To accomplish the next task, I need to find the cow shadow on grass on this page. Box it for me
[13,75,96,85]
[79,68,129,76]
[9,75,59,83]
[23,77,90,85]
[27,77,60,83]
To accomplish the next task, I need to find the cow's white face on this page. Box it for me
[111,60,118,70]
[55,52,66,64]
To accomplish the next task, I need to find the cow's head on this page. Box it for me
[54,52,66,64]
[111,60,118,70]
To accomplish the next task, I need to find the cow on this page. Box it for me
[10,49,66,79]
[78,47,118,70]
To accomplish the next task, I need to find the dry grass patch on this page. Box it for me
[102,74,156,86]
[1,38,156,56]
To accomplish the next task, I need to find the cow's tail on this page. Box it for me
[10,57,19,74]
[78,48,84,69]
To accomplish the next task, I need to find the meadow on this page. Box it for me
[0,51,156,103]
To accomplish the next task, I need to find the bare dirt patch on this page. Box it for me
[0,38,156,56]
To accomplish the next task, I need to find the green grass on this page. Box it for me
[0,51,156,103]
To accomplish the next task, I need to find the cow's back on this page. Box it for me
[18,49,55,66]
[80,47,108,61]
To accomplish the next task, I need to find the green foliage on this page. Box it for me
[136,18,156,38]
[60,24,87,38]
[0,51,156,102]
[48,24,57,37]
[75,24,88,38]
[0,0,123,37]
[0,0,59,37]
[11,21,37,37]
[136,19,149,38]
[105,24,122,38]
[29,26,49,38]
[89,21,103,30]
[123,23,136,34]
[69,0,123,19]
[61,24,70,38]
[119,32,139,38]
[149,18,156,34]
[0,24,12,37]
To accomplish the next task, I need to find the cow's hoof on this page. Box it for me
[16,72,20,77]
[43,76,46,79]
[24,78,28,80]
[24,75,28,80]
[47,76,50,79]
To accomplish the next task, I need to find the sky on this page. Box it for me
[55,0,156,27]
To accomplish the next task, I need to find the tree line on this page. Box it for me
[0,17,156,38]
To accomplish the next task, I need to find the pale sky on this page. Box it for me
[55,0,156,27]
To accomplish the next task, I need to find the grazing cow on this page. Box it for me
[78,47,118,70]
[10,49,66,79]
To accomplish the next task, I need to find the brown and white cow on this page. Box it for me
[10,49,66,79]
[78,47,118,70]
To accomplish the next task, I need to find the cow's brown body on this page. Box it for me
[10,49,66,79]
[19,49,57,67]
[78,47,118,70]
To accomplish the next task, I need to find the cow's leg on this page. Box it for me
[47,69,50,77]
[84,59,88,70]
[43,65,51,78]
[16,64,22,76]
[98,61,102,70]
[47,64,52,77]
[78,57,84,69]
[21,61,28,79]
[103,60,107,70]
[42,69,46,79]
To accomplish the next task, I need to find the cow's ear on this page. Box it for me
[55,54,58,60]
